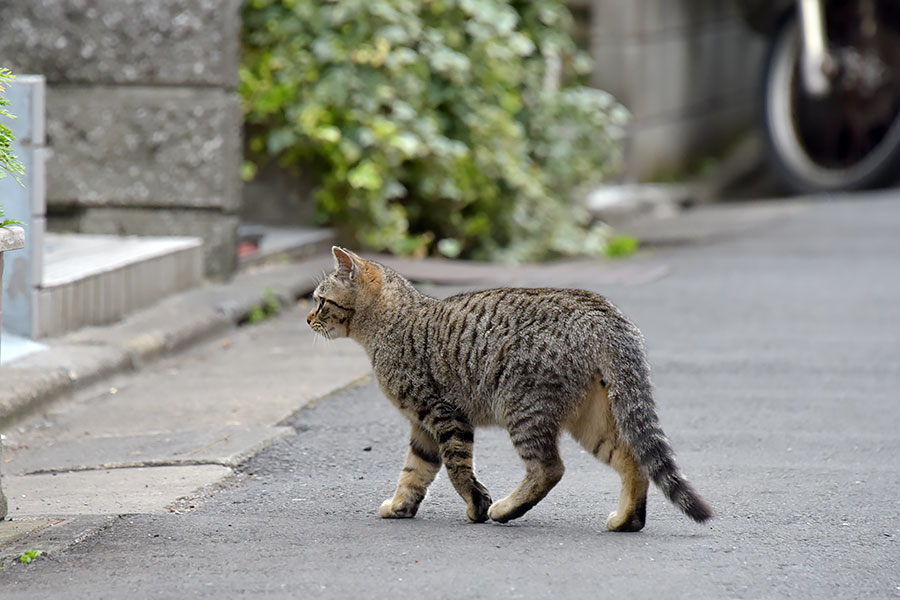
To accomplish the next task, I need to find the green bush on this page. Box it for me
[1,67,25,227]
[240,0,627,260]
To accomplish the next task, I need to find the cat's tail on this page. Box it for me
[601,320,713,524]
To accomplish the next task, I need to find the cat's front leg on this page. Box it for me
[424,408,492,523]
[380,422,442,519]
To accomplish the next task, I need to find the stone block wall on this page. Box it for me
[0,0,243,277]
[580,0,764,181]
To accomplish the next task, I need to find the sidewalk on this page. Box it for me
[0,285,374,563]
[0,199,805,564]
[0,252,362,560]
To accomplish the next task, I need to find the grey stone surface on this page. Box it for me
[34,233,204,338]
[0,487,4,522]
[0,516,114,566]
[585,183,685,225]
[237,225,337,269]
[588,0,764,181]
[177,252,333,321]
[590,0,743,39]
[65,297,231,364]
[0,519,62,550]
[73,207,239,278]
[0,0,241,88]
[240,162,318,227]
[0,433,5,520]
[3,465,233,518]
[0,226,25,253]
[627,100,755,182]
[5,426,294,475]
[620,200,808,247]
[41,233,202,286]
[0,299,371,550]
[46,87,241,213]
[7,344,133,389]
[0,367,72,425]
[0,2,243,278]
[5,304,371,441]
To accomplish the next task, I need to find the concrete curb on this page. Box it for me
[0,253,334,428]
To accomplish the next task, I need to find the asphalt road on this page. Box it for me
[2,194,899,598]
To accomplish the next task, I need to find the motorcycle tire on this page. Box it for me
[760,10,900,193]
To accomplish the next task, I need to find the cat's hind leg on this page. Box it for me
[565,379,649,532]
[423,408,493,523]
[604,446,649,532]
[488,409,565,523]
[380,422,442,519]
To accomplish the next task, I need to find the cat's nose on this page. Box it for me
[306,312,313,324]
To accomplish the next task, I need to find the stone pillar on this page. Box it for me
[0,0,243,278]
[0,224,26,520]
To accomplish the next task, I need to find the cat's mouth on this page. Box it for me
[310,321,333,339]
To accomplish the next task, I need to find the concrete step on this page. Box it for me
[35,233,203,338]
[237,225,336,269]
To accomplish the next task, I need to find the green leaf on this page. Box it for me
[604,235,639,259]
[266,127,298,155]
[436,238,462,258]
[240,160,258,181]
[347,161,383,191]
[20,550,43,565]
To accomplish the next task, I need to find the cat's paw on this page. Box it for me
[466,489,492,523]
[605,510,645,532]
[487,499,513,523]
[488,496,535,523]
[379,498,417,519]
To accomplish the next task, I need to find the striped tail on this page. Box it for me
[601,323,713,523]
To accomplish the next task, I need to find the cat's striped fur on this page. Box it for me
[307,247,712,531]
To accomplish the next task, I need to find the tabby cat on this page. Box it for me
[307,247,712,531]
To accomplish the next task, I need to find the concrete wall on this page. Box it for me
[582,0,764,181]
[0,0,243,277]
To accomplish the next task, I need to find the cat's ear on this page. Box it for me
[332,246,361,284]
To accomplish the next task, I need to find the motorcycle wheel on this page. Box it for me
[761,8,900,193]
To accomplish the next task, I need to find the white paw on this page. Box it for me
[380,498,417,519]
[605,510,620,529]
[379,499,396,518]
[487,499,511,522]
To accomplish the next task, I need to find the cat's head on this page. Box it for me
[307,246,382,339]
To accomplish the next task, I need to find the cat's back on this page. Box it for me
[432,287,621,376]
[416,287,624,418]
[439,286,618,332]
